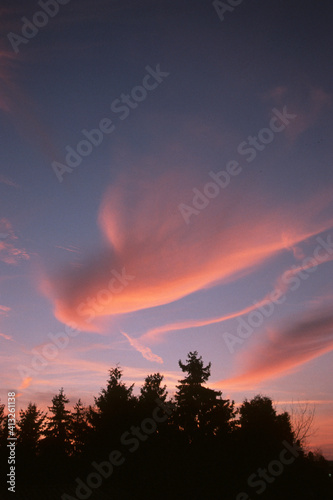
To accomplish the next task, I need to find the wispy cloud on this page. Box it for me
[0,218,30,265]
[120,330,163,364]
[55,245,81,254]
[0,305,11,315]
[216,309,333,389]
[0,332,13,341]
[0,174,20,188]
[42,166,333,331]
[19,377,32,390]
[138,238,333,344]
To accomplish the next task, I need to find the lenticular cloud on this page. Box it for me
[43,168,333,331]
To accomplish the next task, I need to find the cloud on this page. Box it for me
[140,247,333,344]
[121,331,163,363]
[55,245,81,254]
[0,305,11,315]
[140,299,278,344]
[217,309,333,389]
[0,332,13,341]
[0,218,30,265]
[0,175,20,188]
[19,377,32,390]
[41,166,333,331]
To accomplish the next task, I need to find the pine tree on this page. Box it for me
[69,399,90,455]
[175,351,234,441]
[139,373,168,405]
[44,388,71,456]
[17,402,46,456]
[91,366,137,446]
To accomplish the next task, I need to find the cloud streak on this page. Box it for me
[120,330,163,364]
[217,309,333,389]
[42,167,333,331]
[0,218,30,265]
[140,246,333,344]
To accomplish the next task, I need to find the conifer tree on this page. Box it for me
[17,402,46,455]
[139,373,168,405]
[44,388,71,456]
[69,399,91,455]
[175,351,234,440]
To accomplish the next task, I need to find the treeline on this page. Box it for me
[0,351,332,499]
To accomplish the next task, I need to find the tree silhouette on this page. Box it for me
[139,373,167,405]
[91,365,137,451]
[0,352,331,499]
[43,388,71,457]
[17,402,46,456]
[0,401,5,442]
[175,351,235,441]
[238,395,296,465]
[69,399,91,456]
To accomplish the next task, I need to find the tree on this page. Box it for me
[139,373,168,405]
[289,401,316,448]
[17,403,46,455]
[69,399,91,455]
[0,401,5,442]
[91,366,136,446]
[44,388,71,456]
[94,366,135,415]
[238,395,296,461]
[175,351,235,440]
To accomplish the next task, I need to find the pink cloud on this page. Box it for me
[216,309,333,389]
[0,332,13,341]
[0,305,11,314]
[41,167,333,331]
[139,238,333,344]
[121,331,163,364]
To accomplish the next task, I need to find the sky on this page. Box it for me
[1,0,333,459]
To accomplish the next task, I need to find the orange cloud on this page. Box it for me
[216,309,333,390]
[41,168,333,331]
[19,377,33,390]
[140,249,333,344]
